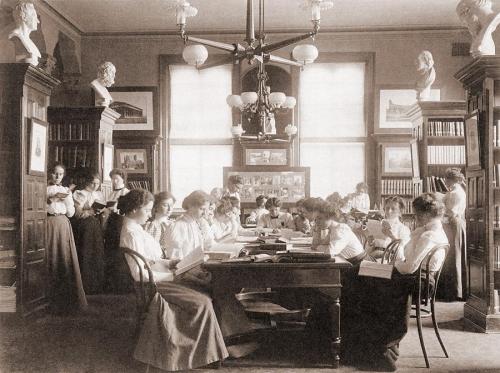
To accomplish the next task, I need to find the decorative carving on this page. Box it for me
[8,2,41,66]
[415,50,436,101]
[456,0,500,58]
[90,61,116,107]
[38,53,57,75]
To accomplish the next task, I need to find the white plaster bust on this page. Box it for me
[90,62,116,107]
[415,50,436,101]
[8,2,41,66]
[456,0,500,58]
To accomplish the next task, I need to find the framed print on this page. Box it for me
[465,113,481,169]
[245,148,288,166]
[108,87,158,132]
[28,118,48,176]
[102,144,114,181]
[116,148,148,174]
[381,143,412,176]
[410,140,420,178]
[376,85,440,133]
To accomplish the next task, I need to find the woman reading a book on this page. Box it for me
[72,172,106,294]
[144,191,176,255]
[211,196,240,242]
[118,189,228,371]
[46,164,87,313]
[342,193,448,371]
[256,197,295,231]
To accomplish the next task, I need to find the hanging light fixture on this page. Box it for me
[172,0,334,139]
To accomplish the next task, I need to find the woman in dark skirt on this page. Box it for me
[46,164,87,312]
[72,172,106,294]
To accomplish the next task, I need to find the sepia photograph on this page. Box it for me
[28,118,48,176]
[116,148,147,173]
[109,87,156,131]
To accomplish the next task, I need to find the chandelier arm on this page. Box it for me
[196,55,239,70]
[184,36,236,52]
[259,32,316,54]
[266,54,304,68]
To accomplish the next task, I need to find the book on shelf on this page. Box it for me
[495,244,500,269]
[423,176,448,193]
[427,145,465,165]
[381,179,415,195]
[128,180,151,191]
[493,164,500,187]
[427,120,464,137]
[495,206,500,229]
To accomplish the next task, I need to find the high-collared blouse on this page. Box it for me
[73,189,105,219]
[346,192,370,213]
[257,212,295,230]
[46,184,75,217]
[443,184,466,219]
[120,217,173,282]
[312,222,365,260]
[394,220,448,274]
[108,187,130,203]
[164,214,205,259]
[373,217,411,249]
[144,216,173,253]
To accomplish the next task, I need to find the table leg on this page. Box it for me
[329,296,341,368]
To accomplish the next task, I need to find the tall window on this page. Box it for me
[299,62,366,198]
[169,64,233,206]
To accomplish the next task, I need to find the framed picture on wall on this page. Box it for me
[376,85,440,133]
[108,87,158,133]
[241,142,290,166]
[116,148,148,174]
[28,118,48,176]
[381,143,413,176]
[102,144,114,181]
[465,113,481,170]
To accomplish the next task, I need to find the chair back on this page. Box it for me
[119,247,158,316]
[416,244,449,307]
[381,239,402,264]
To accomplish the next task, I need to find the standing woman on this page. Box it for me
[440,167,467,300]
[46,164,87,312]
[72,172,106,294]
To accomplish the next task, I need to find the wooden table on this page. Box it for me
[203,258,352,368]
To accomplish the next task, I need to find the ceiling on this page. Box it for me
[42,0,474,35]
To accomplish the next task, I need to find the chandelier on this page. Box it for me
[174,0,333,139]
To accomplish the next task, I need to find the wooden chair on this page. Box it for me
[411,244,450,368]
[119,247,158,335]
[381,239,402,264]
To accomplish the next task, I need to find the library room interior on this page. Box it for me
[3,0,500,372]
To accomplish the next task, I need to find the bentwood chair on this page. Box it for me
[381,239,402,264]
[411,244,450,368]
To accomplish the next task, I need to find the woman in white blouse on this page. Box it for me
[257,197,295,231]
[211,197,239,242]
[72,172,106,294]
[118,189,228,371]
[440,167,467,300]
[46,164,87,313]
[144,191,176,255]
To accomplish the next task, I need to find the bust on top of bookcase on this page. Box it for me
[407,101,466,194]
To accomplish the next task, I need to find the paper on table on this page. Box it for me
[366,219,386,240]
[358,260,393,279]
[236,235,259,243]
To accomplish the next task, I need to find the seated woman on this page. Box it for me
[257,197,295,230]
[245,195,268,225]
[342,193,449,371]
[366,196,411,260]
[293,198,312,234]
[211,197,240,242]
[144,191,176,255]
[72,172,106,294]
[118,189,228,371]
[311,200,366,264]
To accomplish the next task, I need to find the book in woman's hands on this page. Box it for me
[91,200,107,210]
[54,192,70,199]
[175,248,206,276]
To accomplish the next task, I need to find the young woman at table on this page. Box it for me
[245,195,268,225]
[72,172,106,294]
[342,193,449,371]
[118,189,228,371]
[438,167,467,300]
[293,198,312,234]
[211,197,239,242]
[257,197,295,230]
[46,164,87,313]
[144,191,176,255]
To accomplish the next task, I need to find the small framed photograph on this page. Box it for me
[108,86,158,133]
[116,148,148,174]
[102,144,114,181]
[28,118,48,176]
[465,113,481,170]
[376,85,440,133]
[410,140,420,178]
[381,143,413,176]
[242,143,290,166]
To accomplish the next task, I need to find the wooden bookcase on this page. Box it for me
[0,63,59,316]
[47,107,120,199]
[408,101,466,193]
[455,57,500,332]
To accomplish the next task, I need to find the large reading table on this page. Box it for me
[203,258,352,368]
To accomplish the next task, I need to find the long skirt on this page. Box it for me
[134,282,228,371]
[46,215,87,312]
[440,217,467,300]
[72,216,105,294]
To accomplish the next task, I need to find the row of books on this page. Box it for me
[423,176,448,193]
[380,179,418,196]
[49,122,95,141]
[426,120,464,137]
[128,180,151,191]
[493,164,500,187]
[427,145,465,165]
[495,244,500,269]
[495,206,500,228]
[52,145,94,169]
[493,122,500,147]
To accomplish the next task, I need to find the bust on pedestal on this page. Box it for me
[415,50,436,101]
[90,61,116,107]
[8,2,41,66]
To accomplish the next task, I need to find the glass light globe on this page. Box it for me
[240,92,258,105]
[182,44,208,66]
[231,124,245,137]
[285,124,298,136]
[283,96,297,109]
[292,44,319,64]
[226,94,243,108]
[269,92,287,107]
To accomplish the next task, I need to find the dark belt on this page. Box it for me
[47,213,64,217]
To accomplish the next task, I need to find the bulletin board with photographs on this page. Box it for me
[223,166,310,207]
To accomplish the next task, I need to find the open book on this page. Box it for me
[358,260,393,279]
[366,219,386,240]
[175,248,206,276]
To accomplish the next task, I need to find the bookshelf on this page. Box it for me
[408,101,466,193]
[0,64,60,315]
[47,107,120,199]
[455,57,500,332]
